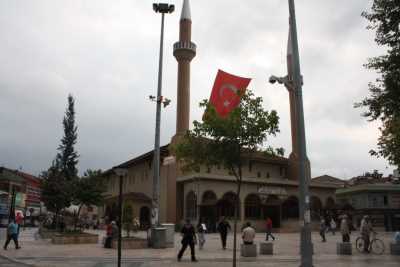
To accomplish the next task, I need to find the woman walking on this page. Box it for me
[197,219,207,250]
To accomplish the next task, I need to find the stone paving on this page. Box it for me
[0,227,399,267]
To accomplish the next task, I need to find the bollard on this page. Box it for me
[336,242,352,255]
[240,244,257,257]
[259,242,273,255]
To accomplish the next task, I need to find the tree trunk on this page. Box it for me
[55,211,59,232]
[74,205,83,231]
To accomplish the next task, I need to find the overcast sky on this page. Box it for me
[0,0,392,179]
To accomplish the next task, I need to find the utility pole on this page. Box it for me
[269,1,313,266]
[113,168,127,267]
[288,0,313,266]
[151,2,174,247]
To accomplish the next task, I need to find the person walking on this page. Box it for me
[360,215,373,253]
[217,217,231,250]
[340,214,350,242]
[329,218,336,235]
[177,219,197,262]
[104,221,113,248]
[319,218,327,242]
[242,222,255,245]
[265,217,275,241]
[15,212,23,235]
[393,231,400,244]
[3,220,21,250]
[197,219,206,250]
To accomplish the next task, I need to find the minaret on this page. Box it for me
[173,0,196,135]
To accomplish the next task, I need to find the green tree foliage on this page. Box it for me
[174,89,280,267]
[355,0,400,168]
[73,169,105,230]
[40,161,72,230]
[57,94,79,180]
[123,203,134,237]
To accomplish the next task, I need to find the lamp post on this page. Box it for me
[151,2,174,230]
[113,168,128,267]
[269,0,313,266]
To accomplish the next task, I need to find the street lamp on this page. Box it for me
[151,2,174,234]
[269,0,313,266]
[113,167,127,267]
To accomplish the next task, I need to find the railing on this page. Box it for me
[173,41,197,51]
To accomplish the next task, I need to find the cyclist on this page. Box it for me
[360,215,373,253]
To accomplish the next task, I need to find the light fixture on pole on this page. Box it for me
[269,0,313,266]
[151,2,174,247]
[113,167,128,267]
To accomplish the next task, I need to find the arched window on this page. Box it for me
[245,194,261,219]
[282,196,299,219]
[310,196,323,221]
[218,192,240,218]
[185,191,197,219]
[202,191,217,205]
[325,197,335,210]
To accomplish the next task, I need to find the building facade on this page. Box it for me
[0,167,42,226]
[99,145,341,231]
[336,183,400,231]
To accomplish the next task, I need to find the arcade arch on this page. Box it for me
[282,196,299,219]
[185,191,197,219]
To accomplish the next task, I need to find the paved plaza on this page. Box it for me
[0,227,399,267]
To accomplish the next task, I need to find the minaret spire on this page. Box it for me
[181,0,191,20]
[173,0,196,135]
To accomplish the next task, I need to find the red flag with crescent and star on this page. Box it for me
[208,69,251,118]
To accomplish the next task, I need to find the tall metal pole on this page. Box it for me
[8,187,16,223]
[152,11,165,228]
[118,174,123,267]
[288,0,313,266]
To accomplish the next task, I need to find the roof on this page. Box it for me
[14,170,41,183]
[336,183,400,195]
[102,144,170,176]
[0,167,26,183]
[178,173,340,189]
[312,175,346,186]
[181,0,191,20]
[105,192,151,202]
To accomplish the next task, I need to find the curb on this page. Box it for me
[0,253,37,267]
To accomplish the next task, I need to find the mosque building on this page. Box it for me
[98,0,342,231]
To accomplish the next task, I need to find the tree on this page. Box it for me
[57,94,79,180]
[72,169,105,230]
[355,0,400,168]
[40,160,71,231]
[174,90,281,267]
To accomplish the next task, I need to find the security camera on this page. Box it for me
[269,75,282,84]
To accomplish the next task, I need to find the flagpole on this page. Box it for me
[288,0,313,266]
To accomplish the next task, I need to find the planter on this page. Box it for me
[38,227,58,239]
[52,233,99,244]
[112,237,148,249]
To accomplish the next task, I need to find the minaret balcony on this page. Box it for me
[173,41,196,61]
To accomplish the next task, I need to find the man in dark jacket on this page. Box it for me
[177,219,197,262]
[217,217,231,249]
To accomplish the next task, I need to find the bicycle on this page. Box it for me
[355,232,385,254]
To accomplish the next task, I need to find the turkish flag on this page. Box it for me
[208,70,251,118]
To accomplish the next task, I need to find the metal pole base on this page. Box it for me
[299,225,313,267]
